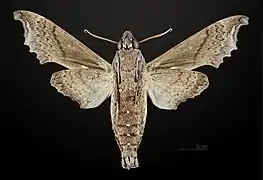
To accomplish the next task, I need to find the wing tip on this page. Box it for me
[13,10,30,38]
[13,10,31,20]
[13,10,23,21]
[239,15,249,25]
[215,15,249,68]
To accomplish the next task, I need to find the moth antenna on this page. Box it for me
[84,29,117,44]
[139,28,173,43]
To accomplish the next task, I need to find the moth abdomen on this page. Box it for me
[115,125,141,166]
[115,124,142,140]
[113,124,142,169]
[121,145,139,169]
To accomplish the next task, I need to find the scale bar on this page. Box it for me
[177,149,208,151]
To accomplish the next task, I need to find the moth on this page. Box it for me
[13,10,249,170]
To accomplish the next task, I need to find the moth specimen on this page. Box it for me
[13,10,249,170]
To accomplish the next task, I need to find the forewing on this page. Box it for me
[147,68,209,110]
[50,69,112,109]
[146,15,249,71]
[13,10,112,71]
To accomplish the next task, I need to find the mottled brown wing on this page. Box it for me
[147,68,209,110]
[13,10,112,71]
[50,68,112,109]
[146,15,249,71]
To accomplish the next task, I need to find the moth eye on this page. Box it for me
[117,41,122,49]
[133,40,139,49]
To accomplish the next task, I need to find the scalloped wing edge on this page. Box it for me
[146,15,249,70]
[13,10,51,64]
[148,71,209,110]
[49,71,112,109]
[211,15,249,68]
[13,10,112,71]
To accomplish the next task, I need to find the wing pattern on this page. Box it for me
[13,10,113,108]
[146,15,248,109]
[146,15,249,71]
[50,68,112,109]
[13,10,112,71]
[147,69,209,110]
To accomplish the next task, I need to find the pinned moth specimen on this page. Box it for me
[13,10,249,170]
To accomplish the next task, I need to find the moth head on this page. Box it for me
[117,31,139,50]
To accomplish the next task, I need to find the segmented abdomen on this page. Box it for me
[113,81,146,149]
